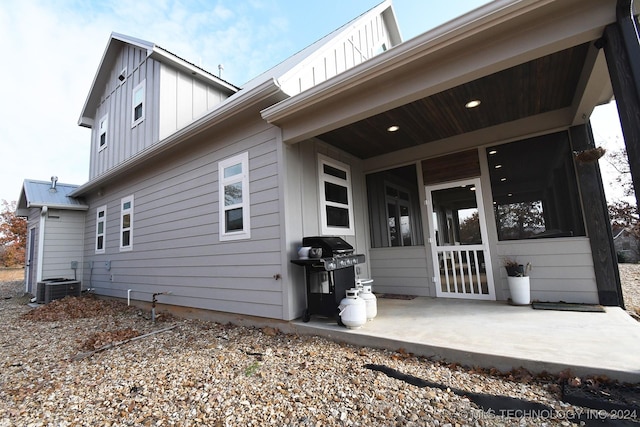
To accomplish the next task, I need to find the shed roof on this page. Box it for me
[16,179,88,216]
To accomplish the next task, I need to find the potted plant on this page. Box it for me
[504,258,532,305]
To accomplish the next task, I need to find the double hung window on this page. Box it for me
[318,154,354,235]
[120,195,133,251]
[98,115,108,151]
[95,206,106,253]
[219,152,251,241]
[132,81,145,126]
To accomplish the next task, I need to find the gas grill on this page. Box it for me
[291,236,365,322]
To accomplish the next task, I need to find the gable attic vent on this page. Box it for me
[118,68,127,83]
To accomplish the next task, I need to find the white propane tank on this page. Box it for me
[338,288,366,329]
[359,284,377,321]
[355,278,373,291]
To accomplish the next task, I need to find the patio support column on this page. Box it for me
[602,2,640,210]
[570,124,623,307]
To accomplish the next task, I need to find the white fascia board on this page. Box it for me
[262,0,615,131]
[77,33,155,127]
[25,203,89,211]
[70,78,284,197]
[276,0,397,91]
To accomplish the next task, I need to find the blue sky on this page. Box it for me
[0,0,625,204]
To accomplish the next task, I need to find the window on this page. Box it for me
[120,195,133,251]
[132,81,145,126]
[385,183,413,247]
[219,152,250,241]
[98,114,108,151]
[366,165,424,247]
[95,205,106,253]
[318,154,354,235]
[487,131,585,240]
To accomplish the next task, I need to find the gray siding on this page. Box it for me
[280,11,394,95]
[41,210,85,282]
[495,238,599,304]
[158,65,231,139]
[369,247,432,297]
[90,44,161,180]
[284,139,370,319]
[82,118,285,319]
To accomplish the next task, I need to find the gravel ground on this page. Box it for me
[619,263,640,318]
[1,273,639,426]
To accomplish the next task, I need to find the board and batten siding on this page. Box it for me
[89,44,160,180]
[280,11,393,96]
[82,119,285,319]
[368,247,432,297]
[495,238,599,304]
[158,65,231,140]
[40,210,85,282]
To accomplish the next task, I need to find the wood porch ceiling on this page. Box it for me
[317,43,590,159]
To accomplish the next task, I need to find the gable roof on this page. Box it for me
[261,0,619,153]
[70,2,401,197]
[241,0,401,95]
[78,32,240,128]
[16,179,88,216]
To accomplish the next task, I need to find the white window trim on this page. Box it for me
[318,153,355,235]
[219,152,251,241]
[98,114,108,152]
[131,80,145,127]
[95,205,106,254]
[120,195,134,251]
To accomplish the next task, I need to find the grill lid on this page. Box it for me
[302,236,354,258]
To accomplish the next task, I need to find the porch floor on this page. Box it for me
[289,297,640,383]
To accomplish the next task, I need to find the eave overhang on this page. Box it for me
[78,33,239,128]
[261,0,617,148]
[70,78,285,197]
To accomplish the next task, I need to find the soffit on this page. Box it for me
[262,0,617,160]
[318,43,591,159]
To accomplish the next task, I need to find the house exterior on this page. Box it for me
[16,178,88,294]
[613,226,640,263]
[19,0,639,319]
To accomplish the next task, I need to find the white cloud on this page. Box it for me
[0,0,296,202]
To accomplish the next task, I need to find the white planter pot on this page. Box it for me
[507,276,530,305]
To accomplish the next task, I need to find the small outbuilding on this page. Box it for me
[16,178,87,295]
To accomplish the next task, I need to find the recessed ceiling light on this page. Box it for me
[387,125,400,132]
[470,187,476,191]
[489,150,497,155]
[495,164,502,169]
[465,99,481,108]
[500,177,507,182]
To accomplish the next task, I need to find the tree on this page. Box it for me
[604,147,639,236]
[0,200,27,267]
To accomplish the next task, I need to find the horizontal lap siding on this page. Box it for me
[83,122,284,319]
[41,211,85,281]
[369,247,432,297]
[496,238,599,303]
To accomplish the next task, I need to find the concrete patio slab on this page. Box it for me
[289,297,640,383]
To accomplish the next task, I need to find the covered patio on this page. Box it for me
[290,297,640,383]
